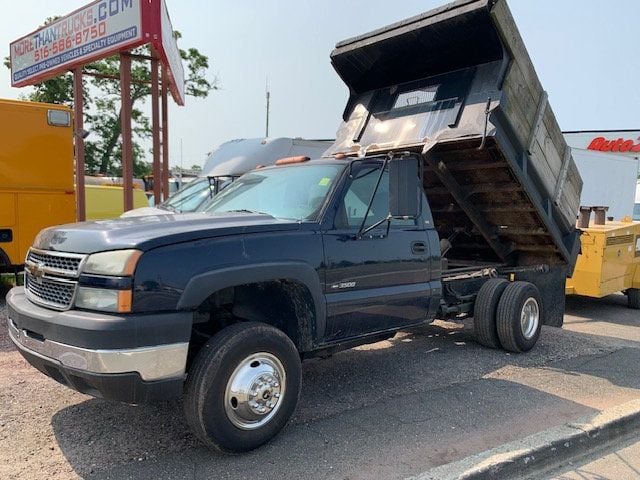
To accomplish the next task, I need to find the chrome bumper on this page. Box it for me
[7,316,188,382]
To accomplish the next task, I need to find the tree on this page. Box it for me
[5,23,217,177]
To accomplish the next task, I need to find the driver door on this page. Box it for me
[321,161,434,342]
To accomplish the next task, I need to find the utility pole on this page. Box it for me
[265,79,270,138]
[179,138,183,189]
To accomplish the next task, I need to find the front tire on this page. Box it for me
[184,322,302,453]
[496,282,542,353]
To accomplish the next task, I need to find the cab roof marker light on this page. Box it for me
[275,156,310,166]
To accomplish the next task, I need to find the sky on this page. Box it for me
[2,0,639,169]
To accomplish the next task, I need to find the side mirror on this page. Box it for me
[389,156,420,218]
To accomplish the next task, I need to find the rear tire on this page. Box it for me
[184,322,302,453]
[473,278,509,349]
[496,282,542,353]
[628,288,640,309]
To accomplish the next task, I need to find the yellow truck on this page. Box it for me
[0,99,76,273]
[0,99,148,273]
[566,213,640,309]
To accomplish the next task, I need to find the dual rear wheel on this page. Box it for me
[474,279,542,353]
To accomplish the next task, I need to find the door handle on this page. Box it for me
[411,241,427,254]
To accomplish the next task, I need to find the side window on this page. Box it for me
[336,165,416,229]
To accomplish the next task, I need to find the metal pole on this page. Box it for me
[73,68,86,222]
[265,82,270,138]
[161,65,170,200]
[120,53,134,211]
[151,52,161,205]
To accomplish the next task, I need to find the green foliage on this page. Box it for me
[5,26,216,176]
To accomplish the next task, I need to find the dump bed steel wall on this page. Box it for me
[327,0,582,269]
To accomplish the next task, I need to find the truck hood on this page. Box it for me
[33,212,300,254]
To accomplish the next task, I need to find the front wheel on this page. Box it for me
[184,322,302,453]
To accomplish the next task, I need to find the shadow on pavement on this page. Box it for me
[48,318,639,480]
[566,294,638,328]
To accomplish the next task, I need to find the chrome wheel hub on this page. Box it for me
[520,297,540,340]
[224,353,286,430]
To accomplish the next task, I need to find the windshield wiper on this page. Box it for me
[225,209,271,216]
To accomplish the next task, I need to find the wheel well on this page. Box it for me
[0,248,18,274]
[0,248,9,267]
[188,280,316,366]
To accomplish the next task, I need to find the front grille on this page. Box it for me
[606,234,634,246]
[24,249,84,310]
[25,272,76,310]
[26,249,85,277]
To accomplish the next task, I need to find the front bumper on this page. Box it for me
[6,287,190,403]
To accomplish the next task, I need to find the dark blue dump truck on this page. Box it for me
[7,0,582,452]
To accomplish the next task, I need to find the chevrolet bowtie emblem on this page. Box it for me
[26,261,46,279]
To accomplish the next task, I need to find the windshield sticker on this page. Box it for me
[319,177,331,186]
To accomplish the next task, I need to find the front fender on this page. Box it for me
[177,261,327,341]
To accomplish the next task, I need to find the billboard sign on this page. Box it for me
[157,0,185,104]
[10,0,143,87]
[9,0,185,105]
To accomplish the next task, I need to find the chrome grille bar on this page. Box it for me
[26,248,86,278]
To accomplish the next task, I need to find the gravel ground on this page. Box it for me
[0,289,635,480]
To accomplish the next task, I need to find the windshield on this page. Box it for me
[162,178,211,213]
[204,164,344,221]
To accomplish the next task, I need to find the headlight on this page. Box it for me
[83,249,142,276]
[75,287,132,313]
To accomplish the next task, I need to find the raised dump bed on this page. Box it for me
[326,0,583,271]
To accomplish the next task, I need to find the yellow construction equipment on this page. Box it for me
[566,217,640,308]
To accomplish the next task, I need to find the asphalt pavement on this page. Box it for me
[1,289,640,480]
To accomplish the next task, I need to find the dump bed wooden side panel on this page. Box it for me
[491,0,582,229]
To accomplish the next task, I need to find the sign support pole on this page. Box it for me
[151,50,161,205]
[120,53,134,212]
[161,65,170,201]
[73,67,86,222]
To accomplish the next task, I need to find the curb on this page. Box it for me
[408,398,640,480]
